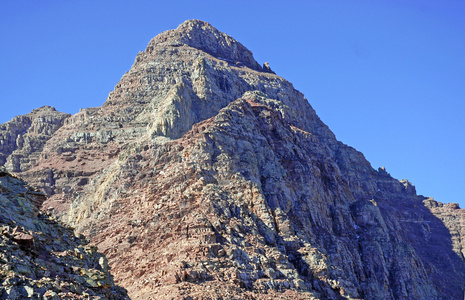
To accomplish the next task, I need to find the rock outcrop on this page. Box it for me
[0,167,129,299]
[1,20,465,299]
[0,106,70,173]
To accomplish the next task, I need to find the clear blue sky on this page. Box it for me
[1,1,464,207]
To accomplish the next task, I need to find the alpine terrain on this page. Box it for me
[1,20,465,299]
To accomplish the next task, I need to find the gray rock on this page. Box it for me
[0,106,70,173]
[0,170,129,299]
[19,285,34,298]
[2,19,465,300]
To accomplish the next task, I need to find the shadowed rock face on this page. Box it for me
[1,20,465,299]
[0,167,129,299]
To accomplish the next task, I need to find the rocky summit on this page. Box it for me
[1,19,465,299]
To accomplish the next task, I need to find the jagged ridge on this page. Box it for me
[0,106,70,172]
[146,20,264,71]
[1,20,464,299]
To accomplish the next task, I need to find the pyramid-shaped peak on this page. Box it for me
[147,19,263,71]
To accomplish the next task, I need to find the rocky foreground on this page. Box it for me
[0,167,129,299]
[1,20,465,299]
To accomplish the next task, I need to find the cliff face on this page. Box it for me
[0,106,70,173]
[1,20,465,299]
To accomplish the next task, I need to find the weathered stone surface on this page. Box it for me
[147,19,263,71]
[1,19,465,299]
[0,106,70,173]
[72,92,464,299]
[7,20,332,221]
[0,170,129,299]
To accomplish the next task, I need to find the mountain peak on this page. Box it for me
[146,19,263,71]
[3,21,465,300]
[176,19,213,30]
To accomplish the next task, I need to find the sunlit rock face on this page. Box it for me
[0,106,70,172]
[1,20,464,299]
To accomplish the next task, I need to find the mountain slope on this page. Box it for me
[0,167,129,299]
[0,106,70,173]
[1,20,465,299]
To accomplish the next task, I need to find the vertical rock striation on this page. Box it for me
[1,20,464,299]
[0,106,70,172]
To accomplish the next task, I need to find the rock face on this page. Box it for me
[0,106,70,173]
[0,167,129,299]
[1,20,465,299]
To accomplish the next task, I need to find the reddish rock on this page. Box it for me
[12,231,34,249]
[1,20,465,299]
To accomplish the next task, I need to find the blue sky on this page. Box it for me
[1,1,464,207]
